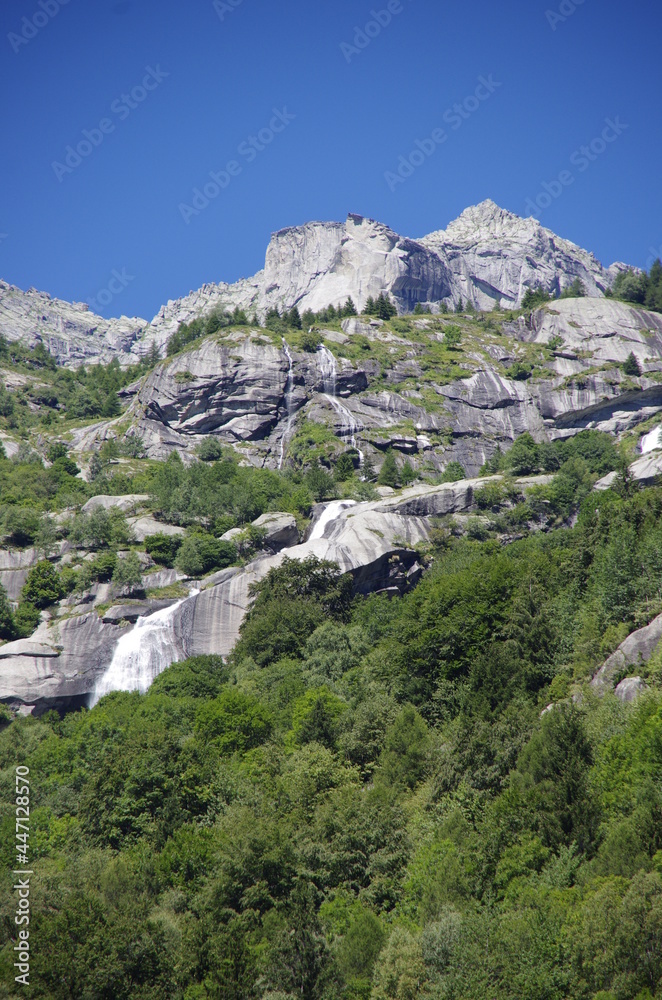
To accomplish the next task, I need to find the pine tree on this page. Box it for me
[286,306,302,329]
[375,293,397,320]
[342,297,358,317]
[364,296,376,315]
[377,450,399,488]
[362,453,377,482]
[401,460,416,485]
[622,352,642,376]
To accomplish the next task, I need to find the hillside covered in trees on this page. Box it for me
[1,455,662,997]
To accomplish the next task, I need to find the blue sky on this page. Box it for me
[1,0,661,320]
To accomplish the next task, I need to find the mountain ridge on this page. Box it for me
[0,200,630,367]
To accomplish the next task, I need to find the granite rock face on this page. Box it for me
[3,202,626,367]
[103,295,662,476]
[419,200,616,309]
[143,202,622,347]
[0,613,131,712]
[0,280,146,367]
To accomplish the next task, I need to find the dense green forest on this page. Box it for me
[2,458,662,997]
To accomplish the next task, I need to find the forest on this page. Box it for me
[1,441,662,998]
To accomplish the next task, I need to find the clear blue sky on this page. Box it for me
[1,0,661,320]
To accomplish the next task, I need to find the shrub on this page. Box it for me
[439,461,466,483]
[443,325,462,349]
[522,285,553,310]
[474,482,506,510]
[150,655,226,699]
[505,433,540,476]
[0,584,16,640]
[3,507,41,547]
[334,453,355,482]
[14,601,40,638]
[196,438,224,462]
[112,552,144,592]
[506,361,532,381]
[299,329,322,353]
[144,533,183,568]
[175,532,236,578]
[80,551,118,586]
[195,689,272,753]
[21,560,63,608]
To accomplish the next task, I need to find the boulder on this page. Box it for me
[82,494,150,514]
[614,676,649,703]
[128,516,186,543]
[591,613,662,692]
[251,512,299,551]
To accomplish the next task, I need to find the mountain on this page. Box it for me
[0,201,629,365]
[0,279,146,367]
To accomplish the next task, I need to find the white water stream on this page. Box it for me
[91,590,198,706]
[278,340,296,469]
[641,426,662,455]
[317,346,364,461]
[309,500,357,540]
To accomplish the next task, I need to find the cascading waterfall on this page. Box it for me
[309,500,357,540]
[318,345,337,396]
[90,591,198,706]
[317,345,364,461]
[278,339,296,469]
[641,426,662,455]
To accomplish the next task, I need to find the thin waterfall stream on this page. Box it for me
[317,345,364,462]
[278,339,296,469]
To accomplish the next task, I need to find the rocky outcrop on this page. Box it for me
[0,280,146,367]
[419,200,615,309]
[0,548,40,602]
[522,297,662,369]
[0,613,130,712]
[105,296,662,476]
[251,513,299,551]
[591,613,662,693]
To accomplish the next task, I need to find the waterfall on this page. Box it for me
[641,426,662,455]
[309,500,357,540]
[90,592,198,706]
[318,345,337,396]
[317,345,364,460]
[278,340,296,469]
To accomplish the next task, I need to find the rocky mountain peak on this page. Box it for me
[1,201,633,365]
